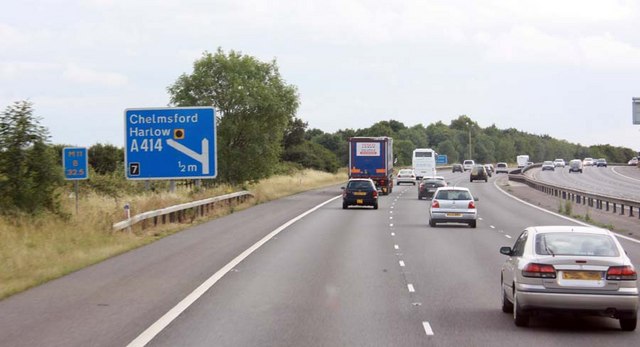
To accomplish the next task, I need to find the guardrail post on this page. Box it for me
[629,206,634,217]
[620,204,625,215]
[606,201,609,212]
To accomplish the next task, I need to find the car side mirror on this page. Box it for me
[341,187,345,190]
[499,247,512,256]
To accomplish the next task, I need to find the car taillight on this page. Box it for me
[431,200,439,208]
[372,190,378,198]
[522,263,556,278]
[607,266,637,280]
[468,201,475,209]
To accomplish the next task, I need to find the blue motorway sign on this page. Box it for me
[63,147,89,180]
[436,154,448,165]
[124,107,217,180]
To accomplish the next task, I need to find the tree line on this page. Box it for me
[1,48,636,214]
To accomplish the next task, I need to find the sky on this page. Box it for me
[1,0,640,150]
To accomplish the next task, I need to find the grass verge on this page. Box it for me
[0,168,346,300]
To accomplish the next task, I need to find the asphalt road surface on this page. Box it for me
[1,171,639,347]
[528,165,640,201]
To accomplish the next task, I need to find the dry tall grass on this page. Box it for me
[0,169,346,299]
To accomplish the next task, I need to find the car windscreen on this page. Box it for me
[347,181,374,190]
[535,233,619,257]
[435,190,471,200]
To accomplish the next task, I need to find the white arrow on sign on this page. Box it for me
[166,138,209,175]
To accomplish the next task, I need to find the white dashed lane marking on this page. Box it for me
[490,225,495,229]
[394,244,399,250]
[422,322,434,336]
[399,261,405,267]
[505,235,512,239]
[407,284,415,293]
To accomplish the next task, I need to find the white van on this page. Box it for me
[463,159,475,171]
[516,155,529,168]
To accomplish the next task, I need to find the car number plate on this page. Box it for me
[356,199,364,204]
[446,213,462,217]
[562,271,601,280]
[428,188,436,192]
[354,192,367,196]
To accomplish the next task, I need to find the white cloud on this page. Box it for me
[62,64,129,87]
[580,34,640,70]
[0,61,59,78]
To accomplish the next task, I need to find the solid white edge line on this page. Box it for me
[127,195,343,347]
[422,321,434,336]
[493,179,640,245]
[408,284,415,292]
[611,166,640,183]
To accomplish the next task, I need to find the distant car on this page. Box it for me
[484,164,494,176]
[429,187,478,228]
[495,162,509,174]
[470,164,488,182]
[452,164,463,173]
[541,161,555,171]
[418,177,447,200]
[596,158,608,167]
[463,160,475,171]
[583,157,595,166]
[568,159,583,173]
[499,226,638,330]
[629,157,639,166]
[553,159,565,168]
[342,178,378,209]
[396,169,416,185]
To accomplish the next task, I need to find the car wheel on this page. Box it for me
[342,202,348,209]
[373,203,378,210]
[470,179,473,182]
[501,282,513,313]
[620,317,637,331]
[469,220,477,228]
[429,219,436,227]
[485,178,488,182]
[513,291,530,327]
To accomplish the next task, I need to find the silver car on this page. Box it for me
[428,187,478,228]
[500,226,638,330]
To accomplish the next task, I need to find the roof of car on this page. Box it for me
[527,226,612,236]
[348,178,374,182]
[435,186,471,192]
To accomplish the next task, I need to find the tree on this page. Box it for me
[168,48,299,184]
[0,101,62,213]
[88,143,123,175]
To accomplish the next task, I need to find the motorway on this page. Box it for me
[527,165,640,200]
[1,171,640,346]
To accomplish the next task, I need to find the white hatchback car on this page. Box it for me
[500,226,638,330]
[429,187,478,228]
[396,169,416,185]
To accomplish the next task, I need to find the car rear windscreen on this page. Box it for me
[435,190,471,200]
[535,233,619,257]
[348,181,373,190]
